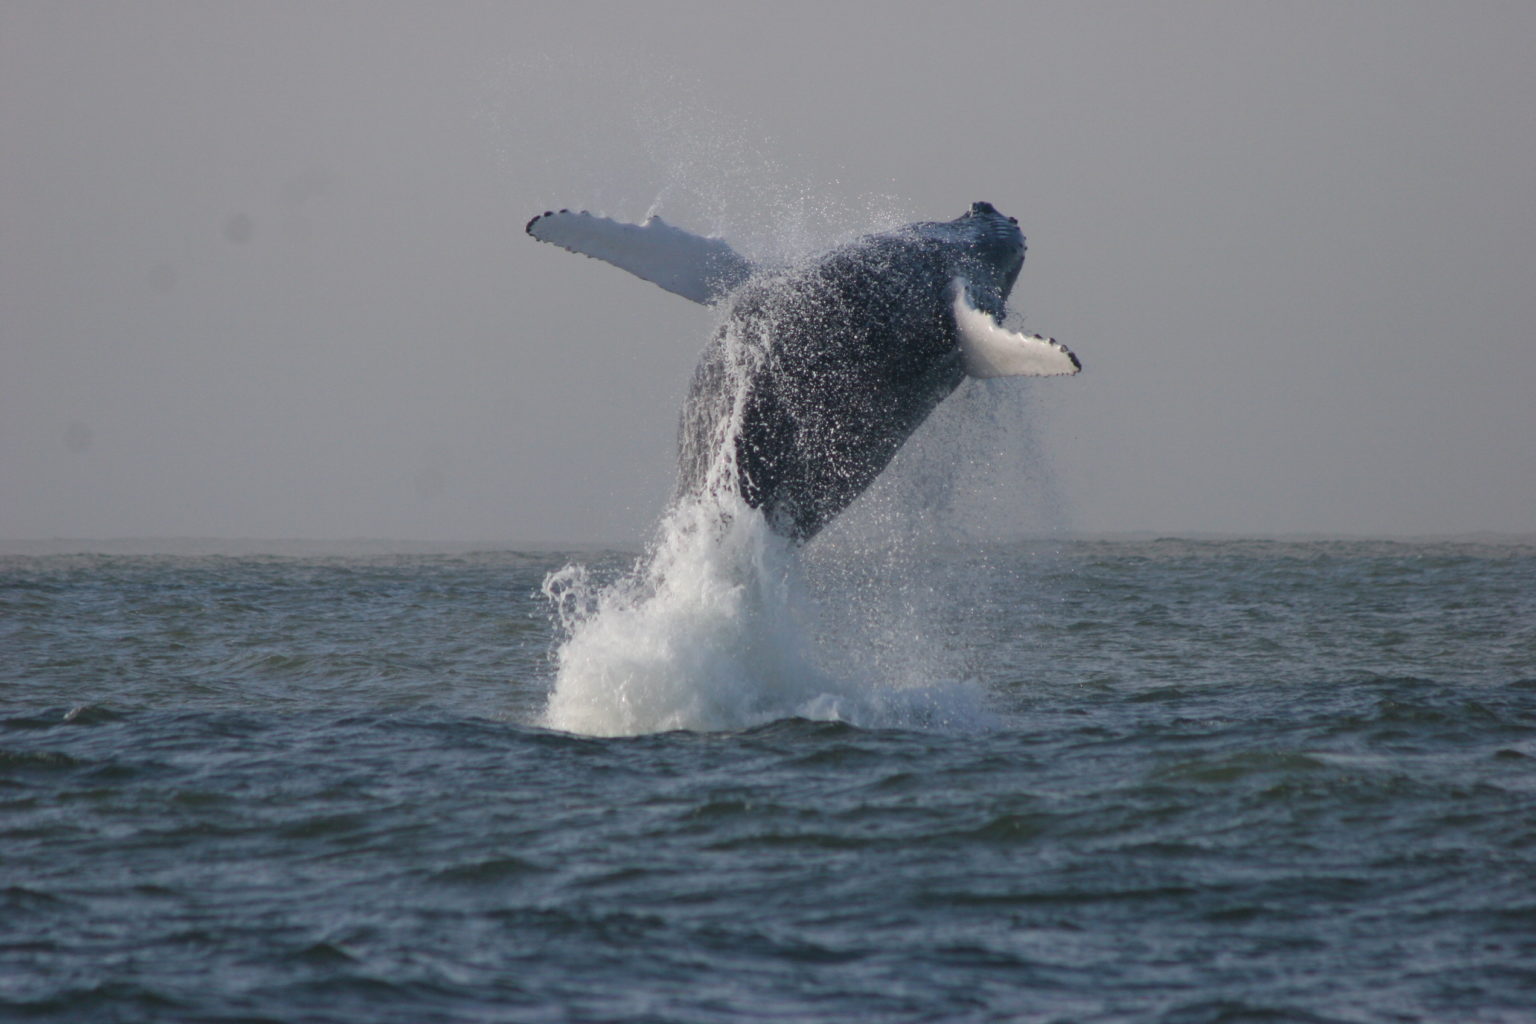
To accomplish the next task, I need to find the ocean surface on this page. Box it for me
[4,535,1534,1022]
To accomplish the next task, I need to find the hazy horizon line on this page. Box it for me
[5,531,1534,558]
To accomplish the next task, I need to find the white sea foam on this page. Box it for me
[539,489,996,737]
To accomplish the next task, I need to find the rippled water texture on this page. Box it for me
[3,539,1534,1022]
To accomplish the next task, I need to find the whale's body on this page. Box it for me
[528,202,1079,541]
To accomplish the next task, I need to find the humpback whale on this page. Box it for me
[528,202,1080,542]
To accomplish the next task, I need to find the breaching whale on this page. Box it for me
[527,202,1080,542]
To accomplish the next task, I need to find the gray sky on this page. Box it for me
[3,1,1533,543]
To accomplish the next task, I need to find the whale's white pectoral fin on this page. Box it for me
[526,209,754,305]
[951,277,1080,378]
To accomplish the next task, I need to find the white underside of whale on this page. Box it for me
[950,277,1081,378]
[525,209,752,304]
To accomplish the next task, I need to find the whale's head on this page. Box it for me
[909,201,1027,301]
[956,201,1026,283]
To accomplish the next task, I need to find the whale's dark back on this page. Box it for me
[677,231,971,542]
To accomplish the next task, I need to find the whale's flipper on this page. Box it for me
[951,277,1081,378]
[526,209,754,305]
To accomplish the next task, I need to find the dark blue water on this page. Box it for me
[3,539,1534,1022]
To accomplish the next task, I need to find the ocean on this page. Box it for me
[3,534,1534,1022]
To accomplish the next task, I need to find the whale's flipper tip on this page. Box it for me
[526,208,753,305]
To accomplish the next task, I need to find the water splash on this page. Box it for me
[540,490,998,737]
